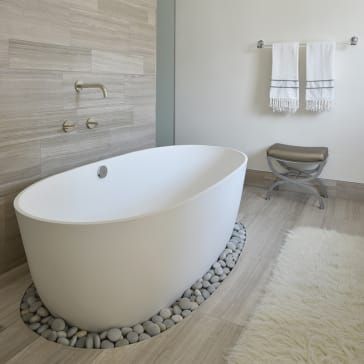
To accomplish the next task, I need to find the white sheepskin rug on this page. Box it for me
[226,227,364,364]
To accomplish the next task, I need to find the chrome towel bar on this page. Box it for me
[257,35,359,49]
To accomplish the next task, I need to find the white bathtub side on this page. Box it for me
[16,164,246,331]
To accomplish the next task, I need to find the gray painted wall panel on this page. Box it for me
[156,0,175,146]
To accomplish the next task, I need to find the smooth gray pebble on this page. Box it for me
[37,324,49,334]
[29,315,41,324]
[29,323,41,331]
[159,308,172,319]
[37,307,49,317]
[173,305,182,315]
[29,301,42,313]
[70,335,78,347]
[145,323,160,336]
[57,337,70,346]
[100,331,108,340]
[41,329,52,339]
[51,318,66,332]
[196,296,205,305]
[76,337,87,348]
[67,327,78,338]
[86,334,94,349]
[157,322,166,332]
[57,331,67,338]
[172,315,183,323]
[94,334,101,349]
[126,332,139,344]
[133,324,144,334]
[101,340,114,349]
[163,319,175,329]
[48,331,58,342]
[152,315,163,324]
[107,328,122,342]
[121,327,132,336]
[115,339,129,347]
[182,310,192,317]
[139,333,151,341]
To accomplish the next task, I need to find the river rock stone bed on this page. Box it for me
[20,223,246,349]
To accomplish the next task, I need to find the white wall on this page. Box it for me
[175,0,364,183]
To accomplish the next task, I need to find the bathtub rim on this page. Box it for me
[14,145,248,226]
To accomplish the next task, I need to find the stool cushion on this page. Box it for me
[267,143,328,162]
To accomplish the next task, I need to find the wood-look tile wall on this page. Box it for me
[0,0,156,274]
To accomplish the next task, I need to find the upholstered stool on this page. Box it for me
[266,143,329,209]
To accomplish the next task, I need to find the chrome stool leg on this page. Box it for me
[266,157,328,209]
[317,178,329,198]
[266,179,286,200]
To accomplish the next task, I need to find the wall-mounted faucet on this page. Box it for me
[75,80,108,98]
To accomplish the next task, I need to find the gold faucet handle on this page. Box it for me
[86,118,98,129]
[63,120,76,133]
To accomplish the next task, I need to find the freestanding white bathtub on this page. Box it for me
[14,145,247,331]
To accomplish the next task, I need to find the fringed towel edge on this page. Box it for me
[270,98,299,113]
[306,99,333,112]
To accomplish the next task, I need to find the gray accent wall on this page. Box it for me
[156,0,175,146]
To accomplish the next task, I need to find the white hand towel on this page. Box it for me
[306,41,336,112]
[270,42,299,113]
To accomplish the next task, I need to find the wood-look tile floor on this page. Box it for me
[1,186,363,364]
